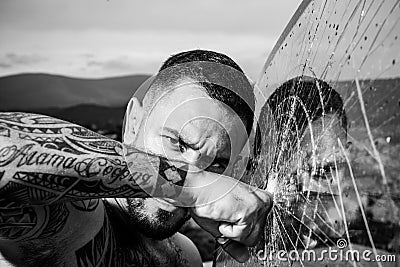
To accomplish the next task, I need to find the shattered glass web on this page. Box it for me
[216,0,400,266]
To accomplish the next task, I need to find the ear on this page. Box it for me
[122,97,144,145]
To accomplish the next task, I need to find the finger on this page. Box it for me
[253,189,273,212]
[218,223,254,246]
[216,238,249,263]
[191,215,221,237]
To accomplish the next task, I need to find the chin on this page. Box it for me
[126,198,190,240]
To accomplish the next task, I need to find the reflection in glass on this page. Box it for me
[216,0,400,266]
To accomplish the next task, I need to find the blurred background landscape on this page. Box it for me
[0,73,149,140]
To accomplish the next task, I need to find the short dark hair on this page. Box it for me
[267,76,346,132]
[255,76,347,158]
[160,50,244,73]
[157,49,255,135]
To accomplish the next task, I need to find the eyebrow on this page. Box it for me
[162,127,200,150]
[162,127,231,164]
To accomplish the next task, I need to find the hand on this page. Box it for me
[187,172,272,262]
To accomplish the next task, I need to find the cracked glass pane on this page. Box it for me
[216,0,400,266]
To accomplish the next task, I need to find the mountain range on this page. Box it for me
[0,73,150,110]
[0,73,399,140]
[0,73,151,139]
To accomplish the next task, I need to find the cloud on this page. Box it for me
[0,0,302,36]
[87,57,136,71]
[0,63,12,69]
[3,53,47,65]
[81,53,95,59]
[0,30,275,78]
[0,1,302,78]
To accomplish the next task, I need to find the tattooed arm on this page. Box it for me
[0,112,272,264]
[0,112,191,207]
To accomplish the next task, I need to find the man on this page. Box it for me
[0,50,272,266]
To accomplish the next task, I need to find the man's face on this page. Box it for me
[297,113,347,195]
[291,113,351,242]
[126,82,249,239]
[266,113,352,248]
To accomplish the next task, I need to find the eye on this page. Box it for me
[311,165,333,180]
[211,162,223,169]
[178,143,186,153]
[167,136,179,145]
[164,136,186,153]
[206,161,227,173]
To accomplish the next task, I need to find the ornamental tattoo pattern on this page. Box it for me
[0,112,189,246]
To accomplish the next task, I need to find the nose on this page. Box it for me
[183,149,202,164]
[182,149,216,170]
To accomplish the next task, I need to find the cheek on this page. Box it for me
[228,156,246,178]
[140,131,164,155]
[143,198,174,215]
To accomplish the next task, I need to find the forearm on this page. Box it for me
[0,112,191,206]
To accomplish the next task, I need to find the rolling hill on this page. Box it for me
[0,73,150,110]
[1,73,399,142]
[0,73,151,140]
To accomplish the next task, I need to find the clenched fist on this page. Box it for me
[185,171,272,262]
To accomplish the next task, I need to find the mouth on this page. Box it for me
[299,190,339,201]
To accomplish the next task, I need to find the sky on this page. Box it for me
[0,0,302,80]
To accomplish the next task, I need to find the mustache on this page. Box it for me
[126,198,190,240]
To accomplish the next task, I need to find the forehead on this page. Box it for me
[146,84,247,151]
[301,114,346,154]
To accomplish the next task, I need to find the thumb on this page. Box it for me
[218,222,250,241]
[216,237,249,263]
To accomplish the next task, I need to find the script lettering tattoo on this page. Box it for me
[0,144,133,183]
[0,144,77,169]
[0,112,189,204]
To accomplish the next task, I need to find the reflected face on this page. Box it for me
[291,113,351,241]
[297,114,347,195]
[127,82,249,239]
[264,113,351,248]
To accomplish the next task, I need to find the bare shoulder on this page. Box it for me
[169,233,203,267]
[0,252,15,267]
[0,199,105,266]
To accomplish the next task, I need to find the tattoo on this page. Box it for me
[75,205,190,267]
[0,144,78,169]
[75,212,114,267]
[0,128,10,138]
[75,212,156,267]
[70,199,100,212]
[0,143,132,184]
[0,200,69,241]
[124,147,189,200]
[0,112,189,205]
[0,204,37,240]
[0,111,191,248]
[37,203,69,239]
[158,157,187,186]
[2,172,148,205]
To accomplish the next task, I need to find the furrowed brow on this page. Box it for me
[162,127,200,150]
